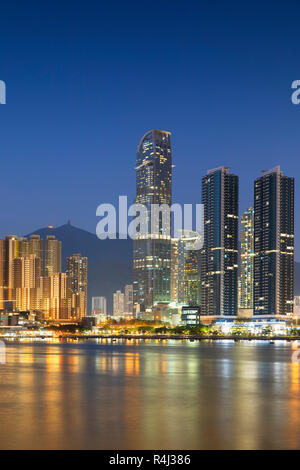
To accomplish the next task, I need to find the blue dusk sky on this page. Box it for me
[0,1,300,258]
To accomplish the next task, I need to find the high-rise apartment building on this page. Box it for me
[18,237,29,257]
[13,254,42,311]
[40,272,71,320]
[66,253,88,319]
[178,231,201,306]
[133,130,172,313]
[113,290,124,316]
[124,284,133,315]
[239,206,254,310]
[0,234,89,322]
[253,166,294,316]
[45,235,61,276]
[18,235,43,266]
[170,238,179,304]
[4,235,19,306]
[201,167,239,316]
[28,235,43,263]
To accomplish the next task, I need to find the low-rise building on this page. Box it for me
[181,305,201,326]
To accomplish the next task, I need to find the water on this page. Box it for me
[0,338,300,450]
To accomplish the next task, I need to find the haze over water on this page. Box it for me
[0,339,300,450]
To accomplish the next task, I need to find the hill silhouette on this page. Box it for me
[26,223,132,313]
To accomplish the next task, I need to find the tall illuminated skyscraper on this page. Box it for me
[124,284,133,315]
[18,237,29,256]
[253,167,294,316]
[113,290,124,316]
[178,231,201,306]
[13,254,41,311]
[133,129,172,313]
[170,238,179,303]
[45,235,61,276]
[66,253,88,318]
[28,235,43,263]
[201,167,239,316]
[239,206,254,311]
[40,272,70,320]
[4,235,19,306]
[18,235,43,266]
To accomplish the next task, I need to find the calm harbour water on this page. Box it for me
[0,338,300,450]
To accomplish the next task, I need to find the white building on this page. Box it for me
[113,290,124,316]
[124,284,133,315]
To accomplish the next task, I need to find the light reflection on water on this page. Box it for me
[0,339,300,449]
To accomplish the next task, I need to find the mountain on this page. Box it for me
[26,223,132,313]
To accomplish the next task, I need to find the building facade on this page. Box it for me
[177,231,201,306]
[181,305,201,326]
[0,234,89,322]
[66,253,88,319]
[133,129,172,313]
[45,235,61,276]
[253,166,294,316]
[170,238,179,304]
[113,290,124,316]
[13,254,41,311]
[201,167,239,316]
[239,206,254,310]
[124,284,133,315]
[40,273,71,320]
[4,235,19,306]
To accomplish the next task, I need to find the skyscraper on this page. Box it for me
[28,235,43,264]
[4,235,19,306]
[177,231,201,306]
[18,237,29,257]
[40,272,71,320]
[13,254,41,311]
[170,238,179,304]
[113,290,124,316]
[133,129,172,313]
[239,206,254,311]
[45,235,61,276]
[66,253,88,318]
[201,167,239,316]
[18,235,43,267]
[124,284,133,315]
[253,166,294,316]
